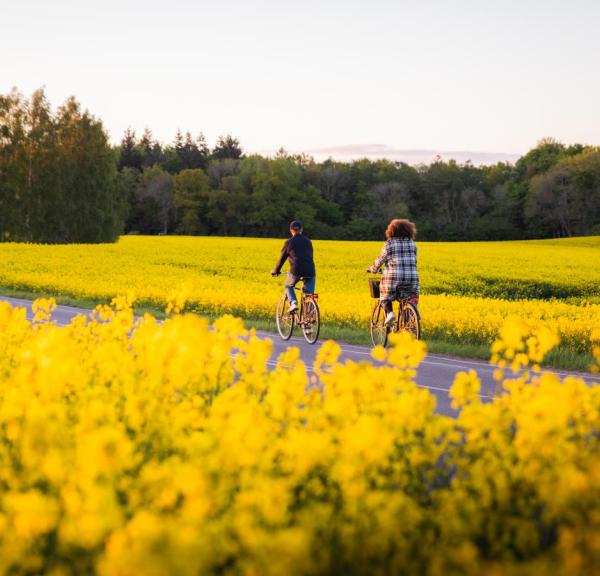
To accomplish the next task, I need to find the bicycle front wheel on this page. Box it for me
[301,298,320,344]
[370,301,389,347]
[275,295,294,340]
[399,302,421,340]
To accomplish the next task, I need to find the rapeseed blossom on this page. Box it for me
[0,236,598,358]
[0,298,597,574]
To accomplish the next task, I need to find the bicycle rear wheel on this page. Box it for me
[301,297,320,344]
[276,295,294,340]
[370,301,389,347]
[398,302,421,339]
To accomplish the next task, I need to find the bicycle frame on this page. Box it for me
[393,300,408,330]
[293,286,318,327]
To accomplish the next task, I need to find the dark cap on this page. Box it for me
[290,220,303,230]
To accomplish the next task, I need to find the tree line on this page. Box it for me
[2,88,600,243]
[119,132,600,240]
[0,89,125,243]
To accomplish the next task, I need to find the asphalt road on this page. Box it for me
[2,296,599,417]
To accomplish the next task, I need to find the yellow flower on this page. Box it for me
[591,328,600,373]
[370,345,387,362]
[4,490,59,540]
[450,369,481,409]
[32,297,57,324]
[386,331,427,369]
[0,296,596,574]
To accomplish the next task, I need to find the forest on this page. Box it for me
[2,88,600,243]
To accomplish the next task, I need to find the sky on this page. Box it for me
[2,0,599,163]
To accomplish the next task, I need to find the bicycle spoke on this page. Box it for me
[370,302,388,347]
[275,296,294,340]
[397,302,421,340]
[301,298,320,344]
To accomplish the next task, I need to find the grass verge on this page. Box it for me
[0,286,594,373]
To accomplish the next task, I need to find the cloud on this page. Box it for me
[260,144,521,166]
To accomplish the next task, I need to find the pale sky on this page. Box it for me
[2,0,599,162]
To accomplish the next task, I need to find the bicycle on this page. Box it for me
[274,277,321,344]
[367,274,421,347]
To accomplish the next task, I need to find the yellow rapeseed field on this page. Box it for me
[0,297,598,574]
[0,235,599,355]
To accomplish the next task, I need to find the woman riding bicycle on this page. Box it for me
[366,218,419,325]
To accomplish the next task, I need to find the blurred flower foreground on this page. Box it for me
[0,297,598,575]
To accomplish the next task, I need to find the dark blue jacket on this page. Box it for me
[274,234,316,277]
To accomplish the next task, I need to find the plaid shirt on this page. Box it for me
[371,238,419,301]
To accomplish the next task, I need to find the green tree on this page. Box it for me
[1,88,122,243]
[22,89,58,241]
[139,128,163,169]
[195,133,210,169]
[207,158,240,188]
[516,138,568,179]
[177,132,210,170]
[241,154,316,237]
[118,128,142,171]
[117,167,140,232]
[56,97,121,242]
[0,89,28,241]
[317,161,352,210]
[207,175,249,236]
[526,149,600,237]
[136,166,174,234]
[419,159,487,239]
[160,131,185,174]
[363,181,411,236]
[173,168,210,234]
[212,134,243,160]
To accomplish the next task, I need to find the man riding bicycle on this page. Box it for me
[271,220,316,314]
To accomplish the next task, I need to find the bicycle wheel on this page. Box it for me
[398,302,421,339]
[275,295,294,340]
[301,297,320,344]
[370,301,389,347]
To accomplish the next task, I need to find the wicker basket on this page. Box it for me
[368,278,380,299]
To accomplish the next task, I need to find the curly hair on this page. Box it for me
[385,219,417,240]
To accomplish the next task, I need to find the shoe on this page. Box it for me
[384,311,396,325]
[288,301,298,313]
